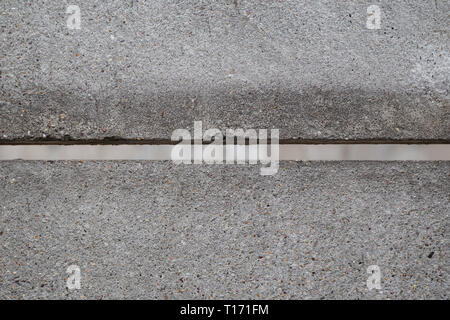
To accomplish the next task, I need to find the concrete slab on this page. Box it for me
[1,0,448,141]
[0,161,448,299]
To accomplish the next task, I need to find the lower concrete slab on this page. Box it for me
[0,161,448,299]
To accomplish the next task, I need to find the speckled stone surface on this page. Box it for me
[0,161,448,299]
[1,0,449,141]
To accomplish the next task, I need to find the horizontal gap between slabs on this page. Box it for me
[0,144,449,161]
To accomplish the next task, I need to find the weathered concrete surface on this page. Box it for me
[1,0,449,141]
[0,161,448,299]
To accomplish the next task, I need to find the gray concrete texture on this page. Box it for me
[0,161,448,299]
[1,0,449,141]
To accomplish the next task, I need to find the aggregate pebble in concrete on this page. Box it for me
[1,0,449,141]
[0,161,448,299]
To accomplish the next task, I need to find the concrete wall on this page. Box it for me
[0,1,448,299]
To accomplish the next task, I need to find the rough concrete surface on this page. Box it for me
[1,0,449,141]
[0,161,448,299]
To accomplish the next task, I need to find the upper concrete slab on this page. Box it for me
[1,0,448,141]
